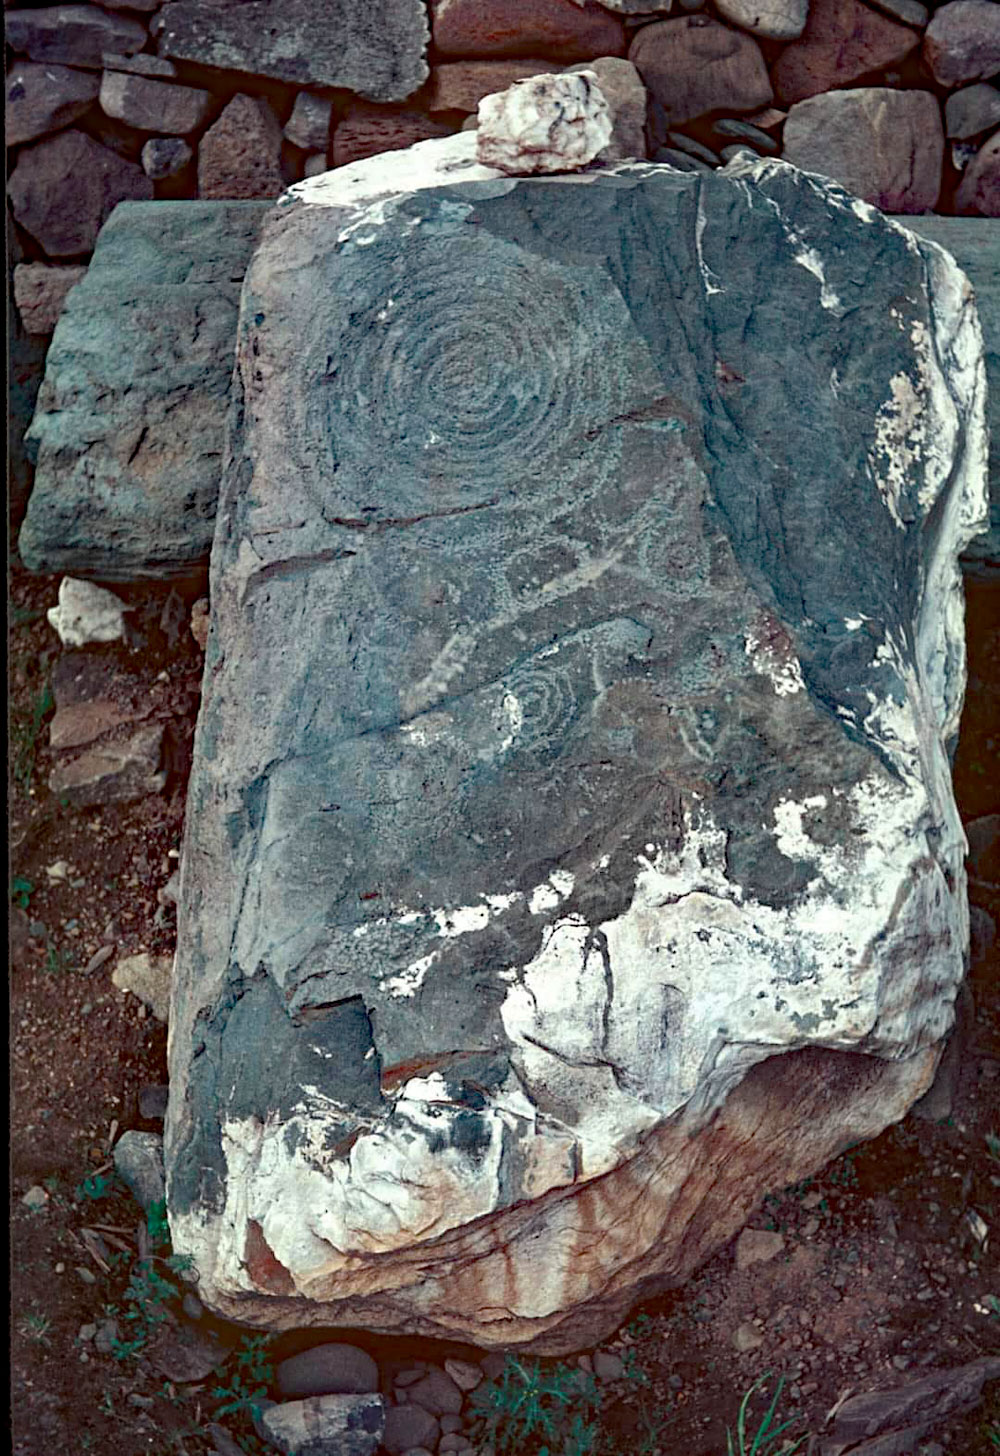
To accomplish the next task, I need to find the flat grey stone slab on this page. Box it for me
[153,0,429,103]
[20,200,270,581]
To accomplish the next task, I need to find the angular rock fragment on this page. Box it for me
[141,136,193,179]
[260,1394,384,1456]
[476,71,612,174]
[113,1129,166,1209]
[782,88,944,214]
[8,129,153,257]
[154,0,429,104]
[100,71,213,133]
[47,577,129,646]
[284,92,334,153]
[6,6,149,68]
[6,61,100,147]
[50,722,166,806]
[198,94,284,200]
[630,16,772,128]
[166,134,987,1351]
[13,262,86,334]
[20,200,269,580]
[112,950,173,1021]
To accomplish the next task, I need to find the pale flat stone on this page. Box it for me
[734,1227,786,1270]
[782,87,944,214]
[47,577,128,645]
[715,0,809,41]
[477,70,612,173]
[13,262,86,334]
[50,724,166,807]
[113,952,173,1023]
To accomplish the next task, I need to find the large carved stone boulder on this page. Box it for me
[166,133,988,1352]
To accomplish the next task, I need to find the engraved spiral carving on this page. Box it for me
[308,229,640,500]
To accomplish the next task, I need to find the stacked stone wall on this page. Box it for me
[6,0,1000,338]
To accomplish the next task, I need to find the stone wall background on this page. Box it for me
[6,0,1000,341]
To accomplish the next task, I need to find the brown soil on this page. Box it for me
[9,560,1000,1456]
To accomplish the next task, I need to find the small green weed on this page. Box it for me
[18,1311,53,1346]
[212,1335,274,1425]
[986,1131,1000,1165]
[43,939,74,975]
[470,1355,600,1456]
[726,1373,805,1456]
[146,1198,171,1249]
[10,874,34,910]
[110,1257,185,1360]
[76,1171,114,1202]
[828,1150,860,1190]
[11,679,54,792]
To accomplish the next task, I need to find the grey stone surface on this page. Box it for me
[100,70,213,133]
[904,217,1000,572]
[946,83,1000,140]
[20,200,269,580]
[818,1359,1000,1455]
[165,137,986,1351]
[6,6,148,68]
[781,87,944,214]
[260,1394,384,1456]
[8,129,153,257]
[141,136,193,179]
[276,1344,379,1398]
[154,0,429,104]
[113,1129,166,1211]
[6,61,100,146]
[284,92,333,152]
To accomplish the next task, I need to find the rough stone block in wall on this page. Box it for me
[153,0,430,104]
[923,1,1000,88]
[331,102,457,169]
[772,0,922,106]
[955,131,1000,219]
[99,71,213,134]
[429,0,627,60]
[6,61,100,147]
[8,129,153,257]
[5,5,149,68]
[782,88,944,214]
[19,201,270,581]
[629,16,772,130]
[165,133,987,1350]
[13,262,87,334]
[197,94,283,200]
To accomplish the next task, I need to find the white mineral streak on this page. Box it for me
[476,72,613,176]
[47,576,129,646]
[744,626,806,695]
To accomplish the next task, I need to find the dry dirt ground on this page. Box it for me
[8,559,1000,1456]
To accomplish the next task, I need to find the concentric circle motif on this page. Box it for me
[304,229,642,507]
[504,661,581,762]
